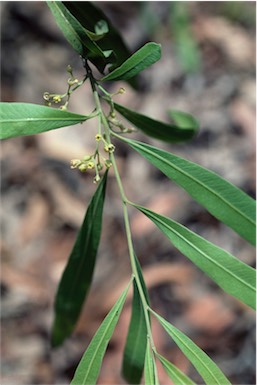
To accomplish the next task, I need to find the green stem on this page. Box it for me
[110,152,156,349]
[87,64,156,351]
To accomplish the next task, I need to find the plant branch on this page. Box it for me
[88,71,156,351]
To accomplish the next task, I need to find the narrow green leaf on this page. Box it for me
[47,1,110,73]
[0,103,90,140]
[157,353,197,385]
[63,2,135,84]
[135,254,151,306]
[144,339,159,385]
[71,280,132,385]
[122,254,150,384]
[101,42,161,81]
[122,281,147,384]
[51,173,108,347]
[113,103,197,143]
[134,205,256,310]
[151,310,231,385]
[124,138,256,245]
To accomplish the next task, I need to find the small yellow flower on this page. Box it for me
[70,159,81,169]
[104,144,115,153]
[95,134,102,141]
[108,144,115,153]
[53,95,62,103]
[86,161,94,169]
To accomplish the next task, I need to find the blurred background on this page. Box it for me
[1,2,256,384]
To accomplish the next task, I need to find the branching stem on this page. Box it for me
[86,62,156,352]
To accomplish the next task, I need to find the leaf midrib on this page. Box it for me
[157,354,196,385]
[145,209,255,294]
[2,117,86,123]
[153,312,231,384]
[132,141,255,227]
[80,292,125,384]
[160,318,229,385]
[60,179,105,312]
[125,300,146,379]
[115,49,157,79]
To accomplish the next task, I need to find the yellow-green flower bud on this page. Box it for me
[97,162,103,171]
[68,78,79,86]
[83,155,92,161]
[79,163,88,172]
[94,175,101,184]
[118,87,126,94]
[66,65,73,74]
[105,160,112,168]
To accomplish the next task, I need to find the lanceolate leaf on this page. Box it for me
[124,138,256,245]
[122,255,149,384]
[47,1,110,73]
[63,2,131,70]
[135,253,151,305]
[144,339,158,385]
[51,172,108,347]
[157,353,197,385]
[151,310,231,385]
[101,43,161,81]
[135,205,256,310]
[0,103,90,139]
[113,103,197,143]
[71,280,131,385]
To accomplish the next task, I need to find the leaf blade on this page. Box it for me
[135,205,256,310]
[0,103,89,139]
[125,138,256,245]
[157,353,197,385]
[47,1,109,73]
[70,280,131,385]
[51,172,108,347]
[122,255,150,384]
[152,310,231,385]
[101,42,161,81]
[144,339,159,385]
[113,103,197,143]
[63,2,131,69]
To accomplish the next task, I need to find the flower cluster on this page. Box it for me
[43,65,85,110]
[70,135,114,183]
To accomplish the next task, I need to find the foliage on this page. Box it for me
[0,2,255,384]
